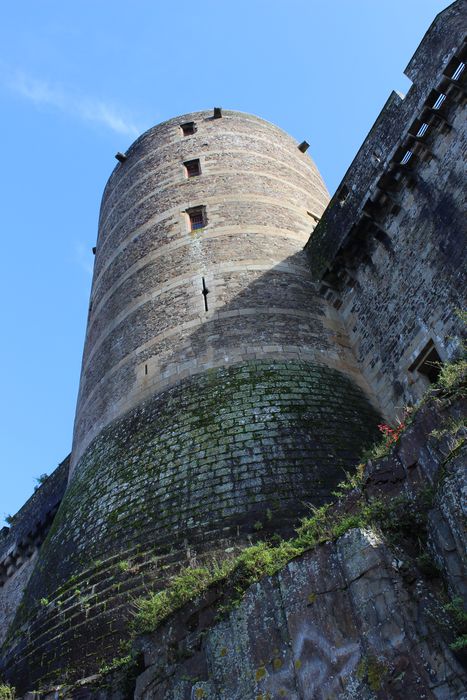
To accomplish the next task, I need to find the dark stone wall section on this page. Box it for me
[0,457,69,644]
[306,2,466,418]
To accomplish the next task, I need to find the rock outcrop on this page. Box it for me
[134,396,466,699]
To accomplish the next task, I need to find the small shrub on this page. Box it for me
[377,420,406,447]
[450,634,467,651]
[332,464,366,498]
[99,654,134,674]
[134,567,220,634]
[362,409,411,461]
[445,596,467,651]
[0,683,15,700]
[444,596,467,632]
[435,356,466,396]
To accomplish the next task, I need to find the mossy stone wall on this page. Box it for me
[2,360,378,691]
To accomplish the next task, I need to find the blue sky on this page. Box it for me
[0,0,451,523]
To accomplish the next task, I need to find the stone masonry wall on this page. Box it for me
[0,457,69,645]
[72,109,369,468]
[2,360,379,692]
[305,2,466,419]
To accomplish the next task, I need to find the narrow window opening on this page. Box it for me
[144,364,148,375]
[401,150,413,165]
[184,159,201,178]
[451,61,465,81]
[201,277,209,311]
[180,122,196,136]
[187,206,206,231]
[432,93,446,110]
[409,340,442,384]
[416,123,429,138]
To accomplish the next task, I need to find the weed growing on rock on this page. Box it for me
[356,655,389,692]
[0,683,15,700]
[133,491,434,635]
[444,597,467,651]
[98,654,134,674]
[435,356,466,399]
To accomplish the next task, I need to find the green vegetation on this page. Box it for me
[331,463,366,497]
[433,355,467,399]
[430,416,465,440]
[40,598,49,607]
[450,634,467,651]
[445,596,467,651]
[0,683,15,700]
[133,488,434,635]
[356,655,388,692]
[98,654,134,674]
[361,349,466,462]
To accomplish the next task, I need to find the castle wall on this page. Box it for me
[0,457,69,645]
[306,2,466,418]
[2,5,466,695]
[2,112,380,692]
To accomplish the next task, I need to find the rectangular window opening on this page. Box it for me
[451,61,465,81]
[180,122,196,136]
[187,206,206,231]
[144,364,148,375]
[432,93,446,110]
[184,158,201,178]
[409,340,442,384]
[416,123,429,138]
[401,150,413,165]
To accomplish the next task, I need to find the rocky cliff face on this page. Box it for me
[15,381,465,699]
[131,395,466,700]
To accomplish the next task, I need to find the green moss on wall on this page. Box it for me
[3,359,379,691]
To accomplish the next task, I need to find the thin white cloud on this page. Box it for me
[6,70,140,137]
[73,241,94,278]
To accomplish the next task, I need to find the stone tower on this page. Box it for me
[3,110,378,688]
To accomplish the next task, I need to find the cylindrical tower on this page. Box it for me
[3,111,379,690]
[72,109,333,466]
